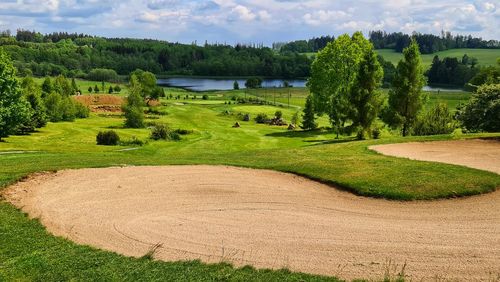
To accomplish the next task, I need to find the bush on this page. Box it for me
[372,128,381,139]
[119,136,145,146]
[456,83,499,132]
[255,113,269,124]
[275,111,283,119]
[150,123,182,141]
[413,103,456,136]
[96,130,120,145]
[75,102,90,118]
[202,94,209,100]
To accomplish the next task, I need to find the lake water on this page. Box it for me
[157,77,306,91]
[157,77,463,92]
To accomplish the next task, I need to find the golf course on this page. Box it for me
[0,13,500,281]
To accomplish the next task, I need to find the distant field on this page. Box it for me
[376,48,500,68]
[303,49,500,68]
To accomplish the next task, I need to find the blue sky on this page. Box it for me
[0,0,498,45]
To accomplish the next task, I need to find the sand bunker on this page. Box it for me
[370,139,500,174]
[3,165,499,280]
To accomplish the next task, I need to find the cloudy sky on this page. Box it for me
[0,0,498,45]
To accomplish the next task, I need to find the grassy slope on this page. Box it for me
[1,91,499,281]
[376,48,500,68]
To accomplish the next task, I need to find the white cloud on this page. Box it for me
[0,0,497,44]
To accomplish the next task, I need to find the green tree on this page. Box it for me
[41,77,53,96]
[108,86,113,94]
[123,75,144,128]
[54,75,73,96]
[94,85,99,93]
[24,92,47,130]
[0,49,31,141]
[88,86,93,93]
[71,78,78,93]
[348,47,383,139]
[20,76,47,131]
[233,81,239,90]
[301,95,317,130]
[245,77,262,89]
[307,32,371,138]
[385,38,427,136]
[456,83,500,132]
[114,85,121,93]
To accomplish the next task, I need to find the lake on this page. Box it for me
[157,77,306,91]
[157,77,464,92]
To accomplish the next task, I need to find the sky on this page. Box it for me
[0,0,498,45]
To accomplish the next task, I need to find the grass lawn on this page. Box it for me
[376,48,500,68]
[0,88,498,281]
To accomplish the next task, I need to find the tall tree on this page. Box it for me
[41,77,53,97]
[385,39,427,136]
[0,49,31,141]
[123,74,145,128]
[307,32,371,138]
[348,47,383,139]
[301,95,317,130]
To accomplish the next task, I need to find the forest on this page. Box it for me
[0,30,311,78]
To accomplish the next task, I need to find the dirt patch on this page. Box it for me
[370,139,500,174]
[3,165,499,281]
[74,95,125,112]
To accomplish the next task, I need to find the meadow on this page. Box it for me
[1,83,499,281]
[376,48,500,68]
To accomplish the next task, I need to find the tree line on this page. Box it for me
[0,30,311,79]
[369,30,499,53]
[276,31,499,54]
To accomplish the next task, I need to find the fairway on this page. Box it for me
[4,165,500,281]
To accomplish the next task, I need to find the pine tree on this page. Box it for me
[88,86,93,93]
[301,95,317,130]
[349,47,383,139]
[71,78,78,93]
[386,38,427,136]
[41,77,53,96]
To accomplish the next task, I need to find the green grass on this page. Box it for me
[0,89,499,281]
[376,48,500,68]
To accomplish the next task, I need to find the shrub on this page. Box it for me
[413,103,456,136]
[275,111,283,119]
[96,130,120,145]
[119,136,145,146]
[242,113,250,121]
[75,102,90,118]
[202,94,209,100]
[150,123,181,141]
[456,83,499,132]
[372,128,381,139]
[255,113,269,124]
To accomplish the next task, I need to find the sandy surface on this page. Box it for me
[3,165,500,281]
[370,139,500,174]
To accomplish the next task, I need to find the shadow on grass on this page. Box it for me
[265,129,331,138]
[266,129,359,146]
